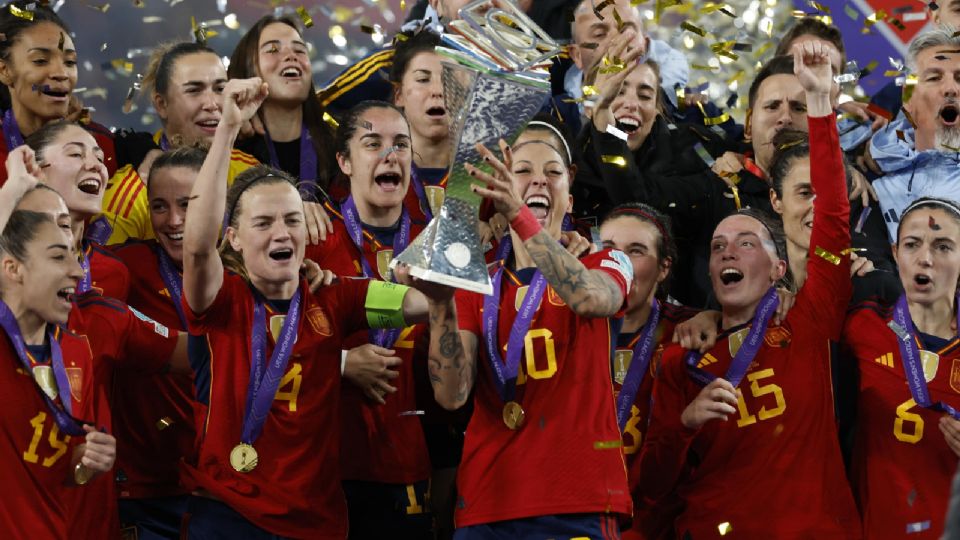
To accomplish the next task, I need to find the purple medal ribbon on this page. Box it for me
[615,299,661,431]
[890,294,960,420]
[2,109,24,151]
[482,265,548,402]
[241,287,302,446]
[155,245,188,330]
[684,287,779,387]
[341,196,411,348]
[158,132,170,151]
[78,249,92,294]
[0,301,83,436]
[410,172,432,221]
[264,123,319,193]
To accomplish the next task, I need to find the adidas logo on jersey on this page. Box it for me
[874,353,894,368]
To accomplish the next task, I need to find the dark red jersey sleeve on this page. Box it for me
[75,294,177,373]
[584,248,631,311]
[325,276,373,337]
[182,273,244,335]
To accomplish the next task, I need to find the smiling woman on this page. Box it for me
[0,1,116,188]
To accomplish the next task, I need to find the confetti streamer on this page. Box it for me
[9,4,33,20]
[601,155,628,167]
[718,523,733,536]
[592,440,622,449]
[156,417,173,430]
[681,21,707,37]
[322,111,339,129]
[593,0,615,20]
[815,246,841,265]
[296,6,314,28]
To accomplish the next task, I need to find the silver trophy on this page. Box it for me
[392,0,560,294]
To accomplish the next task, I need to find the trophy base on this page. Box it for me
[402,264,493,296]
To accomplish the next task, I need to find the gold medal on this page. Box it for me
[502,401,526,430]
[229,443,259,473]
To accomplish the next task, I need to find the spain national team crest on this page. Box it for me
[920,350,940,383]
[376,249,394,281]
[950,359,960,394]
[613,349,631,385]
[306,307,332,336]
[763,327,791,348]
[547,286,565,307]
[66,367,83,402]
[33,366,57,400]
[425,186,446,215]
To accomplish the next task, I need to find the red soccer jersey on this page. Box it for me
[0,327,90,540]
[453,248,632,527]
[844,302,960,538]
[615,302,697,540]
[110,240,198,499]
[306,212,432,485]
[64,292,179,540]
[86,240,130,300]
[638,113,860,539]
[180,274,371,538]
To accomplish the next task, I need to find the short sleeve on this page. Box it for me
[454,289,482,336]
[325,277,373,337]
[182,273,246,334]
[583,248,631,301]
[118,306,178,372]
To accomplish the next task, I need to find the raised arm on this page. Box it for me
[468,142,628,318]
[792,41,852,332]
[395,266,477,410]
[0,146,41,232]
[182,78,268,313]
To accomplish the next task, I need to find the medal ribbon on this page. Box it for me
[2,109,24,151]
[155,245,189,330]
[264,123,319,193]
[684,287,779,387]
[616,299,661,431]
[241,287,302,446]
[890,294,960,419]
[341,196,411,348]
[482,265,548,402]
[410,172,432,221]
[78,245,92,294]
[158,132,170,151]
[0,301,83,436]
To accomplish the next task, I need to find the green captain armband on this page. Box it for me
[365,280,409,329]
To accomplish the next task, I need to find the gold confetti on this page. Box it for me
[884,70,903,77]
[730,184,742,210]
[142,16,163,23]
[691,63,720,71]
[110,59,134,73]
[612,7,625,31]
[844,4,860,20]
[156,417,173,430]
[593,440,623,449]
[296,6,314,28]
[9,4,33,20]
[718,522,733,536]
[400,0,405,11]
[862,10,888,33]
[840,248,866,256]
[808,0,830,13]
[582,85,598,97]
[598,55,626,74]
[602,155,628,167]
[815,246,841,265]
[322,111,339,129]
[681,21,707,37]
[86,2,110,12]
[593,0,615,19]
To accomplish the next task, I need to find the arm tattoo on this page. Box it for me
[525,229,623,317]
[426,298,476,409]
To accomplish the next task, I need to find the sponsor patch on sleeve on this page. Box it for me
[601,249,633,293]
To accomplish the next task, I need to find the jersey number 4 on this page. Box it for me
[23,412,71,467]
[735,368,787,428]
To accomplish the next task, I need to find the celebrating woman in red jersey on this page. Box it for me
[0,2,116,188]
[599,203,701,540]
[638,42,861,539]
[21,120,127,298]
[304,100,433,539]
[0,173,116,539]
[843,197,960,538]
[409,124,634,536]
[180,77,440,538]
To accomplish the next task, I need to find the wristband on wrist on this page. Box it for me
[510,205,541,242]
